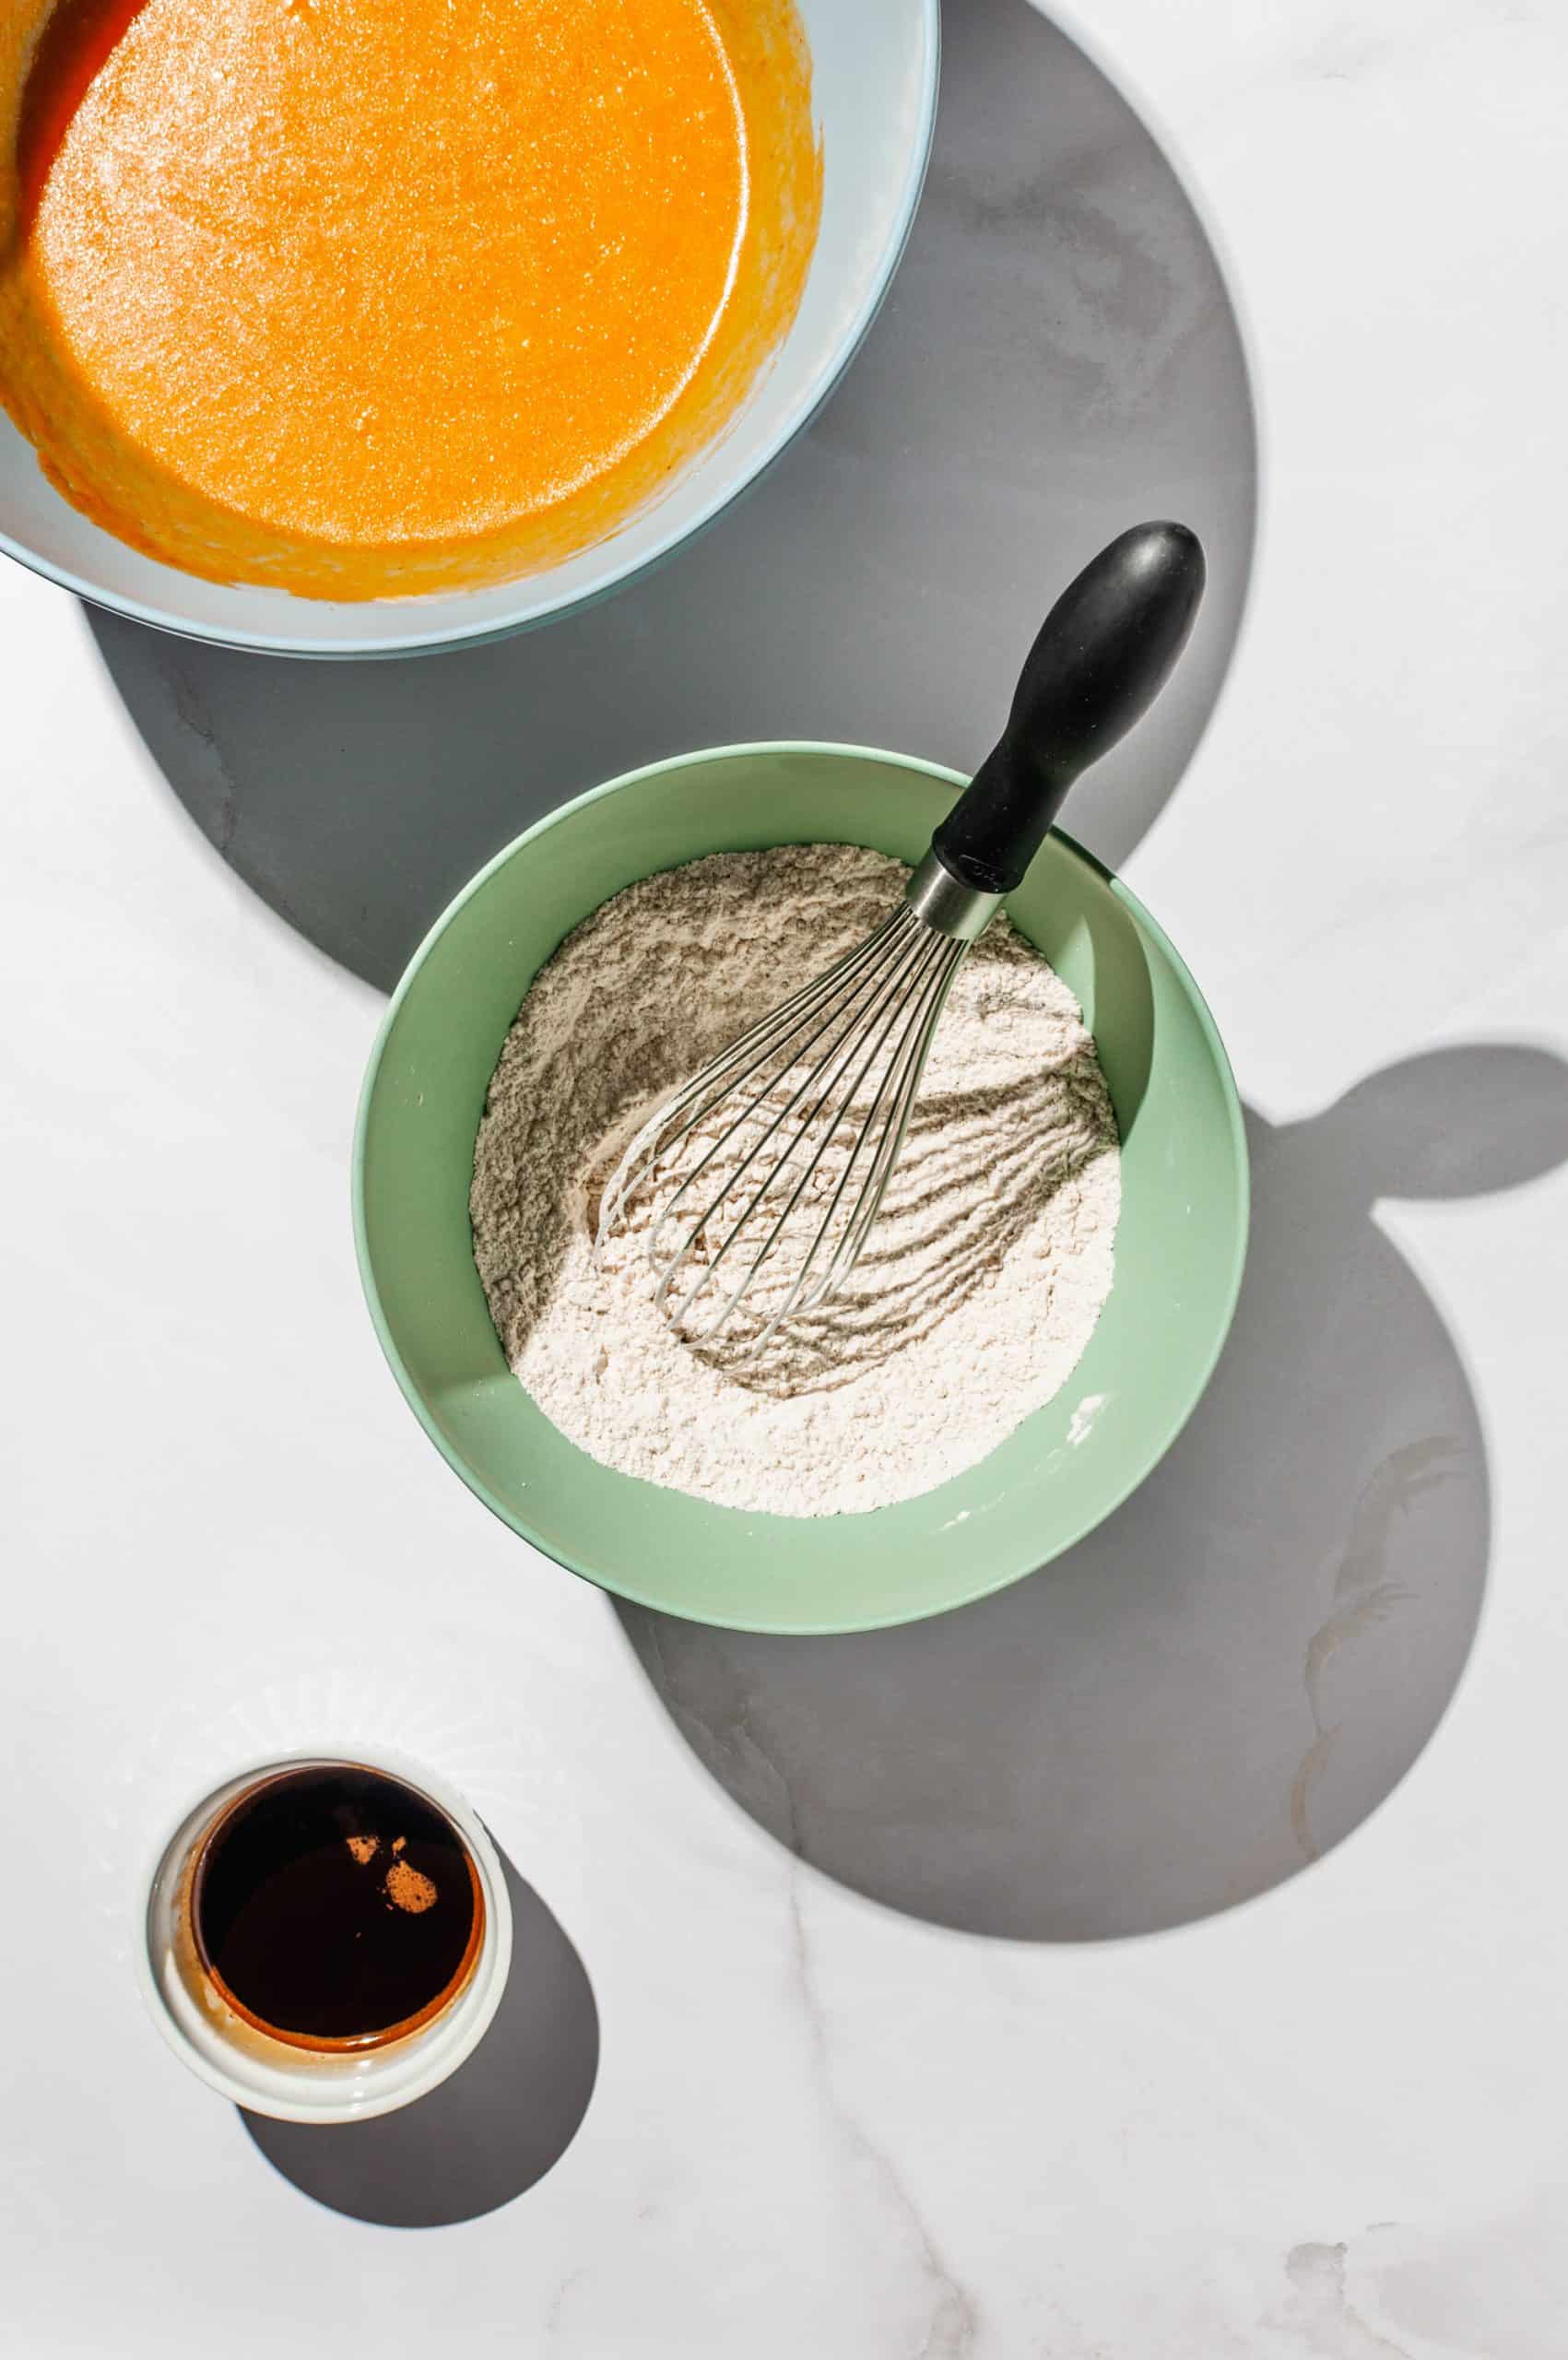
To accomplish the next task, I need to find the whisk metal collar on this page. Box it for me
[903,848,1003,944]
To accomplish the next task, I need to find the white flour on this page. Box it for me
[471,844,1120,1516]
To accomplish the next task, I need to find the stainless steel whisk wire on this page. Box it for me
[597,890,971,1354]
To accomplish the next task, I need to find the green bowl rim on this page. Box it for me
[352,740,1251,1633]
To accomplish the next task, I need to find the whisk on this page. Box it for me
[597,522,1206,1351]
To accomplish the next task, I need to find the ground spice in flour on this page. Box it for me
[470,845,1120,1517]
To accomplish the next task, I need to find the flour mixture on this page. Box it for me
[471,844,1120,1516]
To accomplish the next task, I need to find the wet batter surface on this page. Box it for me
[0,0,819,596]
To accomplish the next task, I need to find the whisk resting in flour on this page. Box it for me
[597,523,1206,1351]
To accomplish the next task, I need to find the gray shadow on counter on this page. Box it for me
[88,0,1256,990]
[618,1047,1568,1942]
[242,1850,597,2226]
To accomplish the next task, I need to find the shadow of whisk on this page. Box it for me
[690,1057,1115,1398]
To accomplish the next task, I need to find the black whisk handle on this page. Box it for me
[931,521,1207,897]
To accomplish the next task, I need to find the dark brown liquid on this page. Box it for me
[193,1765,482,2049]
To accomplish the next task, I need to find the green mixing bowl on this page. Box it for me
[354,745,1247,1634]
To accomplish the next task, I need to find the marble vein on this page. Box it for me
[1290,1438,1458,1861]
[783,1844,980,2360]
[642,1626,980,2356]
[169,659,240,858]
[1281,2243,1413,2360]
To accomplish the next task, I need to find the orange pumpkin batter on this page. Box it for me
[0,0,819,596]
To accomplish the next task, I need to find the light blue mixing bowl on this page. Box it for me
[0,0,938,657]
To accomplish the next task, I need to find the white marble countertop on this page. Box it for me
[5,1,1567,2352]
